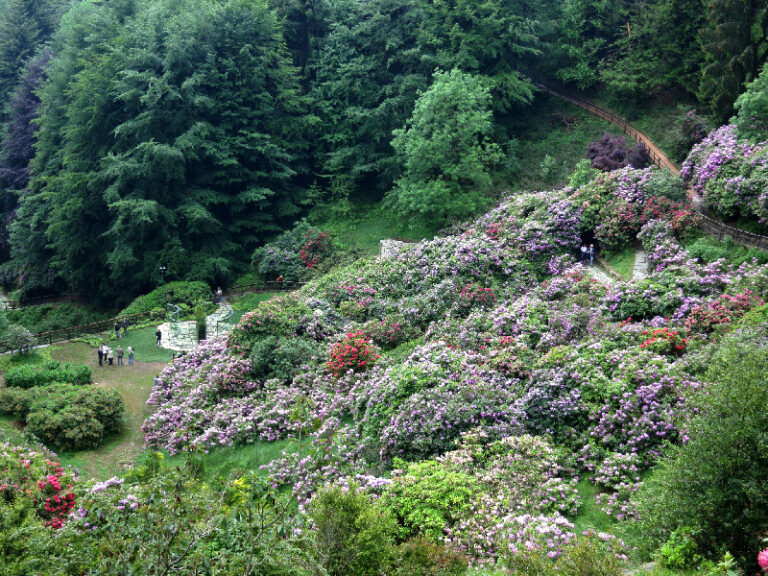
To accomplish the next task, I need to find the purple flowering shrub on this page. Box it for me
[140,164,768,565]
[682,124,768,224]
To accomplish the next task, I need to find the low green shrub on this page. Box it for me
[310,483,396,576]
[118,281,213,317]
[4,360,91,389]
[656,527,702,570]
[392,537,468,576]
[381,459,480,541]
[685,235,768,267]
[249,335,322,381]
[0,384,125,451]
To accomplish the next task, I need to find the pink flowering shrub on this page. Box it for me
[0,444,77,529]
[684,290,764,334]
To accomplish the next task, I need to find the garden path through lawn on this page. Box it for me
[50,342,168,480]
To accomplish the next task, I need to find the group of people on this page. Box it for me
[97,343,134,366]
[114,317,129,339]
[580,243,596,266]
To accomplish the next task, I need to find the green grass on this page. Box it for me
[0,341,168,479]
[313,201,438,255]
[165,438,303,482]
[508,93,620,192]
[0,348,48,373]
[685,233,768,267]
[570,478,615,535]
[230,291,281,312]
[105,325,175,363]
[604,247,637,281]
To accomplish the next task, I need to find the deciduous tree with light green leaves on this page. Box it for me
[387,69,503,227]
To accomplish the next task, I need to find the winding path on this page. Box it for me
[535,82,768,251]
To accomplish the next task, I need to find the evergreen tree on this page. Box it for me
[12,0,309,302]
[310,0,431,201]
[0,0,64,124]
[0,49,50,261]
[699,0,768,121]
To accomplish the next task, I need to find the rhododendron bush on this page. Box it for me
[141,169,768,564]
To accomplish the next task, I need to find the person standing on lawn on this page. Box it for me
[107,346,114,365]
[116,345,124,366]
[122,317,128,335]
[97,345,104,366]
[114,321,121,340]
[156,327,162,346]
[127,346,134,366]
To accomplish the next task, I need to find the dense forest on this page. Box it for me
[0,0,767,303]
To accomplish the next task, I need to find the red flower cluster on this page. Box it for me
[459,283,496,307]
[300,231,331,268]
[1,457,76,530]
[684,290,764,333]
[327,331,380,378]
[485,221,501,239]
[639,328,687,355]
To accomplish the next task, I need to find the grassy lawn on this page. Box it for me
[105,325,175,363]
[230,291,281,313]
[313,202,438,255]
[604,247,637,281]
[44,341,167,479]
[165,438,303,483]
[0,340,169,480]
[571,477,615,535]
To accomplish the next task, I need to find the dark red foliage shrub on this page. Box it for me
[587,133,650,172]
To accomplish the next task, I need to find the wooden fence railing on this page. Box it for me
[535,81,768,251]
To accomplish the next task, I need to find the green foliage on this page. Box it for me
[250,335,322,381]
[501,532,625,576]
[381,459,480,541]
[4,359,91,389]
[387,69,503,227]
[5,459,323,576]
[656,527,702,570]
[392,537,469,576]
[685,235,768,267]
[6,303,108,335]
[118,281,213,317]
[11,0,310,303]
[631,336,768,567]
[310,483,396,576]
[0,384,125,451]
[734,63,768,141]
[569,159,599,189]
[699,0,768,120]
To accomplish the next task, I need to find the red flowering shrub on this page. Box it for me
[639,328,687,356]
[327,331,380,378]
[640,197,701,240]
[595,199,641,252]
[456,283,496,316]
[684,291,765,334]
[364,316,422,350]
[300,231,332,268]
[0,444,77,529]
